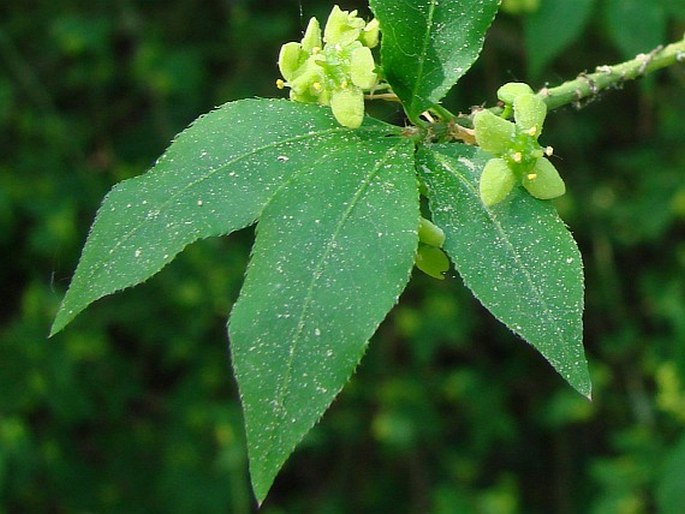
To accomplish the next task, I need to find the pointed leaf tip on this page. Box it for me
[418,143,591,396]
[230,135,418,502]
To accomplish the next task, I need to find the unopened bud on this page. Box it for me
[418,217,445,248]
[415,244,450,280]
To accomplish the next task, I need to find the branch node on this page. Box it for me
[578,72,599,95]
[637,45,664,75]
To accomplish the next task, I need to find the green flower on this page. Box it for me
[276,5,379,129]
[474,83,565,206]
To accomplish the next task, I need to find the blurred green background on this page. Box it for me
[1,0,685,512]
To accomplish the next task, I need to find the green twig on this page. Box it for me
[539,36,685,110]
[430,35,685,143]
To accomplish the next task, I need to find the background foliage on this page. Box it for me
[1,0,685,512]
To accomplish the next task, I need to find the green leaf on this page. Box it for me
[370,0,500,122]
[51,99,397,335]
[229,136,418,502]
[604,0,666,59]
[418,143,591,397]
[525,0,595,78]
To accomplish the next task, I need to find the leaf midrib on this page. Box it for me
[264,139,408,462]
[409,0,437,117]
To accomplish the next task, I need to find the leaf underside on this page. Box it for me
[228,136,418,503]
[51,99,397,335]
[418,144,591,398]
[370,0,500,121]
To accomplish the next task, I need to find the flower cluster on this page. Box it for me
[277,5,380,129]
[474,82,566,207]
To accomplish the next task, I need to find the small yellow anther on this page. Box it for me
[527,126,538,136]
[311,47,321,54]
[545,146,554,156]
[512,152,523,163]
[276,79,286,89]
[527,173,538,180]
[312,82,323,92]
[340,80,348,88]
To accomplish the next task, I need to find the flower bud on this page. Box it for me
[473,110,516,155]
[479,158,517,206]
[497,82,534,104]
[330,86,364,128]
[522,157,565,199]
[418,217,445,248]
[415,244,450,280]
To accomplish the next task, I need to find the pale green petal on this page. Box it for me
[514,93,547,136]
[324,5,365,45]
[330,87,364,128]
[301,17,322,53]
[278,42,305,82]
[479,158,517,206]
[522,157,565,199]
[473,110,516,155]
[497,82,534,104]
[350,46,377,89]
[289,62,325,103]
[360,18,380,48]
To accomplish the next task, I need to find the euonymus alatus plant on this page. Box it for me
[49,1,685,504]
